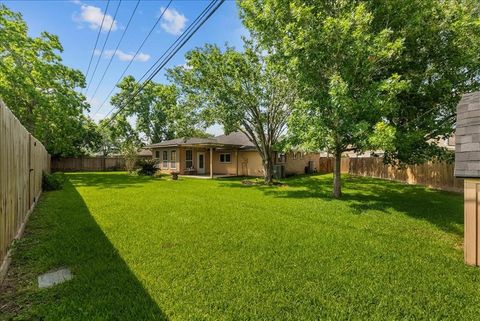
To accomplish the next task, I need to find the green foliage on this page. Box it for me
[136,158,158,176]
[0,5,97,157]
[168,41,296,183]
[369,122,396,152]
[109,76,205,145]
[42,171,66,191]
[120,141,139,173]
[239,0,480,165]
[4,173,476,320]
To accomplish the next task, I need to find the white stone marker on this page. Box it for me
[38,268,72,288]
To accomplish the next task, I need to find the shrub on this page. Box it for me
[42,172,66,191]
[137,159,158,176]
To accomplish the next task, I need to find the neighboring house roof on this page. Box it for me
[145,132,256,150]
[137,148,152,157]
[455,91,480,177]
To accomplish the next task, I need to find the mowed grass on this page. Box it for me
[2,172,480,320]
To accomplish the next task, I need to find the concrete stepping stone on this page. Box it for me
[38,268,72,288]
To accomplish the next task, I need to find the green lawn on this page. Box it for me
[1,172,480,320]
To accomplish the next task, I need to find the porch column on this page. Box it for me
[235,149,239,176]
[210,147,213,178]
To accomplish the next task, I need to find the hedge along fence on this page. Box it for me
[0,101,50,281]
[319,157,463,193]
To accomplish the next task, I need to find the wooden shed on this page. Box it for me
[455,91,480,266]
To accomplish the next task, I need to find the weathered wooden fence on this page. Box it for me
[51,157,126,172]
[319,157,463,192]
[0,101,50,278]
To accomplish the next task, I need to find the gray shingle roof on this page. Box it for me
[145,132,255,149]
[455,91,480,177]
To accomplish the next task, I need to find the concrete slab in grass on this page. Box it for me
[38,268,73,288]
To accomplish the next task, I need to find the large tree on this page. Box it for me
[0,5,95,156]
[239,0,480,197]
[168,41,295,184]
[240,1,405,196]
[109,76,206,144]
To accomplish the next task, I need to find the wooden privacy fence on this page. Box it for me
[0,101,50,278]
[52,157,126,172]
[319,157,463,192]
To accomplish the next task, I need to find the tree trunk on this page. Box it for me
[263,157,273,185]
[333,151,342,198]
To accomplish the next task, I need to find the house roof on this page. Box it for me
[145,132,256,149]
[455,91,480,177]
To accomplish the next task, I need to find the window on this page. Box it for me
[170,150,177,169]
[162,151,168,168]
[185,150,193,169]
[292,152,297,160]
[277,153,286,163]
[219,153,231,163]
[155,150,160,159]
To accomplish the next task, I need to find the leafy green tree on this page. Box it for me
[98,116,140,157]
[238,0,480,196]
[168,41,295,184]
[363,0,480,165]
[240,1,406,196]
[0,5,94,156]
[110,76,205,144]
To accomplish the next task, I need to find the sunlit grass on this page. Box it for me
[2,172,479,320]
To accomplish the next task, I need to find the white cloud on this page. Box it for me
[160,7,187,35]
[102,49,151,62]
[76,4,118,32]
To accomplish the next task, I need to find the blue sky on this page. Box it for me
[4,0,247,135]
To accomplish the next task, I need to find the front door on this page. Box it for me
[197,152,205,174]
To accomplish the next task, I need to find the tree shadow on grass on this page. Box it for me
[218,175,463,237]
[67,172,158,190]
[0,179,168,320]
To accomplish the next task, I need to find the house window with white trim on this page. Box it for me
[170,150,177,169]
[292,152,297,160]
[185,150,193,169]
[155,150,160,159]
[162,151,168,168]
[219,153,231,163]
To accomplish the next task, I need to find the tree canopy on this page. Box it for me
[239,0,480,196]
[168,41,296,183]
[0,5,98,157]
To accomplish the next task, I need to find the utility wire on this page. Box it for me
[101,0,225,127]
[85,0,122,95]
[89,0,140,107]
[130,0,217,86]
[94,0,173,117]
[83,0,110,93]
[100,0,217,122]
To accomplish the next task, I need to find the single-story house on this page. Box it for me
[145,132,320,178]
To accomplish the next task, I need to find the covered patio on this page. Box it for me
[145,132,259,178]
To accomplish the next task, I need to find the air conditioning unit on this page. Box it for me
[273,164,285,179]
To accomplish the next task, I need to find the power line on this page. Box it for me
[131,0,217,85]
[85,0,122,95]
[99,0,217,122]
[101,0,225,127]
[94,0,173,117]
[88,0,140,107]
[83,0,110,93]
